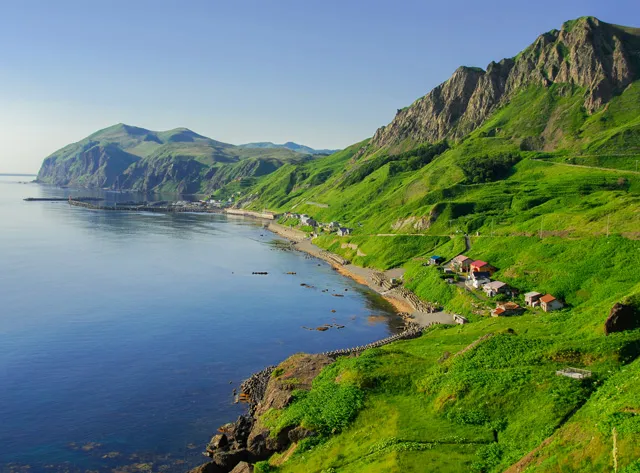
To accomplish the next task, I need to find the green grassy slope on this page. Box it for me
[228,22,640,473]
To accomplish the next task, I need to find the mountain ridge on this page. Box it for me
[237,141,340,155]
[360,16,640,156]
[36,123,319,193]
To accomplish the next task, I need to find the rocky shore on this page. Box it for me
[188,322,431,473]
[187,214,453,473]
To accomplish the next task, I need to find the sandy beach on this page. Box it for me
[267,223,454,327]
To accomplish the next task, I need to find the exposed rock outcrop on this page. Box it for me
[604,302,640,335]
[365,17,640,152]
[197,354,331,472]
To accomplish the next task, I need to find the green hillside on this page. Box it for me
[36,123,313,193]
[200,17,640,473]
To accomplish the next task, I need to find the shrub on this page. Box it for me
[459,153,522,183]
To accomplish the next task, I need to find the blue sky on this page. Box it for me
[0,0,638,172]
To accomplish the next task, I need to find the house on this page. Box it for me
[300,214,311,225]
[429,255,445,266]
[337,227,352,236]
[491,302,523,317]
[465,271,491,289]
[540,294,563,312]
[451,255,473,272]
[328,221,340,230]
[470,260,495,274]
[453,314,469,325]
[306,218,318,228]
[524,291,542,307]
[483,281,509,297]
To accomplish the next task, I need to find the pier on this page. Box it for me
[24,197,103,202]
[67,199,224,214]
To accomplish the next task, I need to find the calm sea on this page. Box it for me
[0,175,401,472]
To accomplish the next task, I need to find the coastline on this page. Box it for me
[265,221,454,327]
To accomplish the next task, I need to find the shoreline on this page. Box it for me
[265,221,454,327]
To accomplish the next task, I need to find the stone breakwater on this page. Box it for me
[239,366,276,412]
[390,286,439,312]
[68,199,223,213]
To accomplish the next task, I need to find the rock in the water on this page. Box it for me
[604,302,640,335]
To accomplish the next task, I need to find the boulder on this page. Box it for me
[605,302,640,335]
[207,434,228,451]
[287,426,316,443]
[186,462,227,473]
[254,354,333,417]
[230,462,253,473]
[212,449,250,470]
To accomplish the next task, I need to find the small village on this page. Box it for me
[281,212,353,237]
[437,253,564,318]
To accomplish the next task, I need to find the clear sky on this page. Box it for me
[0,0,638,173]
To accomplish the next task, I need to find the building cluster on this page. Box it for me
[284,213,352,236]
[438,254,564,317]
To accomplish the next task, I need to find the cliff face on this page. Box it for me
[367,17,640,151]
[37,142,140,188]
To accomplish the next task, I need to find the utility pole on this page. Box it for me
[607,214,610,238]
[539,216,543,239]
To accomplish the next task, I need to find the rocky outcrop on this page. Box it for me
[604,302,640,335]
[198,354,331,472]
[365,17,639,152]
[253,354,334,417]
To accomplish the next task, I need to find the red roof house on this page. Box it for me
[470,260,495,274]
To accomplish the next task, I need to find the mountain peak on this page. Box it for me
[365,16,639,152]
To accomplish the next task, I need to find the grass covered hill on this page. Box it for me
[237,141,340,156]
[197,16,640,473]
[36,123,319,193]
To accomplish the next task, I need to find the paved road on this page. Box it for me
[534,159,640,175]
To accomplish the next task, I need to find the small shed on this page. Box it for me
[429,255,445,266]
[524,291,542,307]
[451,255,473,272]
[540,294,563,312]
[337,227,351,236]
[483,281,509,297]
[453,314,469,325]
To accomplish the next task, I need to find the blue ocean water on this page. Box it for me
[0,176,401,472]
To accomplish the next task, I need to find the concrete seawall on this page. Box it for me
[225,208,278,220]
[68,199,224,214]
[266,222,307,242]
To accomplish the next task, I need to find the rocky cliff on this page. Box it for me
[365,17,640,151]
